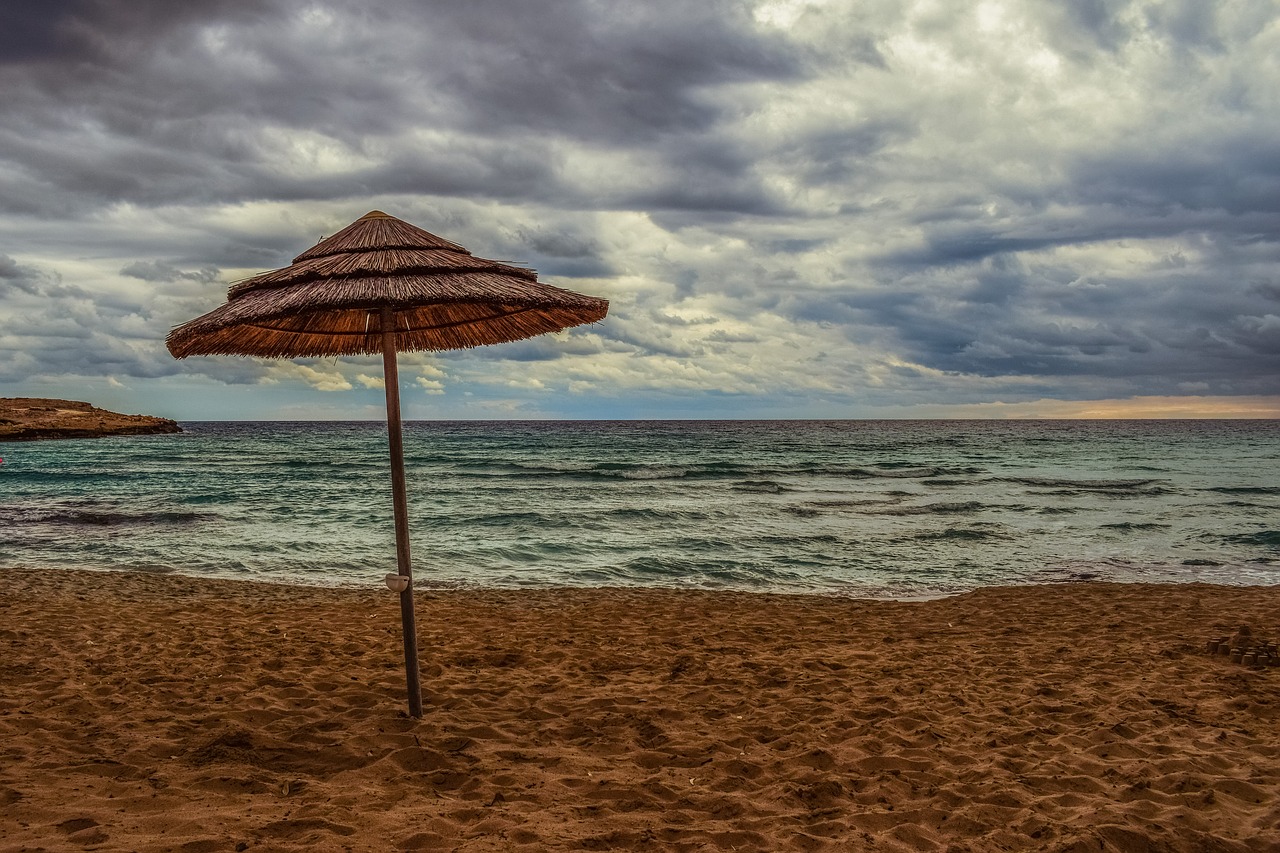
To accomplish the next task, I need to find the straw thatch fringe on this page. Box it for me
[168,304,606,357]
[166,211,608,359]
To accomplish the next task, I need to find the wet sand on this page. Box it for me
[2,568,1279,852]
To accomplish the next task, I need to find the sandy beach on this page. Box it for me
[2,569,1279,851]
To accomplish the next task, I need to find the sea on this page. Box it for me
[1,420,1277,599]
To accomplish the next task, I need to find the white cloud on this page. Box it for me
[270,363,353,392]
[414,377,445,395]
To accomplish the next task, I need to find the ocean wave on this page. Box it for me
[1,505,212,527]
[618,466,691,480]
[1101,522,1171,531]
[452,510,577,529]
[456,462,698,481]
[602,507,719,522]
[441,460,985,483]
[507,461,598,475]
[466,542,600,563]
[732,480,790,494]
[1221,500,1275,509]
[913,526,1010,542]
[746,533,845,547]
[1043,569,1112,582]
[616,555,707,580]
[791,498,999,517]
[279,458,384,471]
[874,501,988,516]
[1217,531,1280,548]
[827,465,984,480]
[1209,486,1280,495]
[1029,560,1135,583]
[996,476,1165,492]
[599,555,811,589]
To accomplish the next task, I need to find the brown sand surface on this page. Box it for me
[2,569,1279,852]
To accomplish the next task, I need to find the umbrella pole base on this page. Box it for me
[399,586,424,719]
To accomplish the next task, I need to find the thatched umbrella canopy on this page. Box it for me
[167,210,609,718]
[167,210,608,358]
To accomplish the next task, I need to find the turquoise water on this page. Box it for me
[1,420,1277,597]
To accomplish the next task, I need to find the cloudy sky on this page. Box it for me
[2,0,1278,420]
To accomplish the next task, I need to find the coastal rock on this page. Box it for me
[0,397,181,442]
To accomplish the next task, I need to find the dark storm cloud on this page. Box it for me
[1048,0,1132,55]
[0,254,49,295]
[0,0,805,218]
[462,332,619,364]
[425,1,802,143]
[508,227,613,279]
[831,246,1280,397]
[0,1,88,63]
[0,254,93,301]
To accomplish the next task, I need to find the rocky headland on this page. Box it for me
[0,398,182,441]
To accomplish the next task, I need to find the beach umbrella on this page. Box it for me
[167,210,609,717]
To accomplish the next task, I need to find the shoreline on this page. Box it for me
[1,562,989,600]
[3,568,1280,851]
[5,561,1278,601]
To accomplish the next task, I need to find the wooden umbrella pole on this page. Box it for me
[380,307,424,719]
